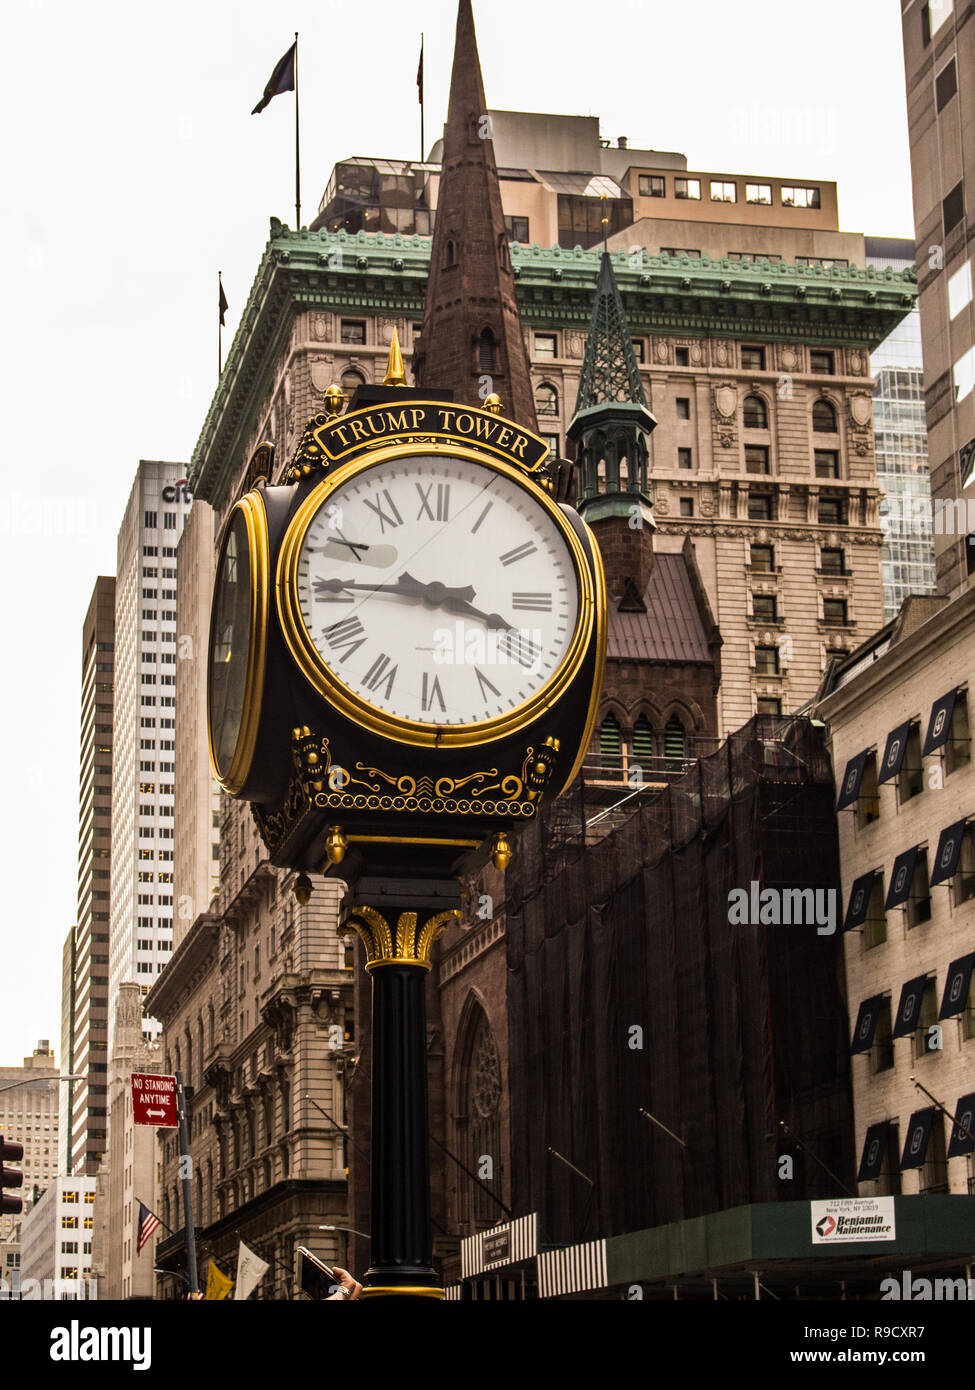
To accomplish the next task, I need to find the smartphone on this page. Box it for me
[296,1246,340,1300]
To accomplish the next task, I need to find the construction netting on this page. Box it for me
[505,716,855,1246]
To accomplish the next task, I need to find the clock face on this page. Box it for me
[208,495,267,790]
[281,451,583,735]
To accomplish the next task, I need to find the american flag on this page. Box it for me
[137,1201,161,1254]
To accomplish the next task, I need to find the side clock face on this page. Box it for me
[208,493,268,792]
[277,450,590,745]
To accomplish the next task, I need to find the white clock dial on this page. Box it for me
[292,453,580,726]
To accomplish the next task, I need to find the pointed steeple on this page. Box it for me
[413,0,537,429]
[568,251,657,598]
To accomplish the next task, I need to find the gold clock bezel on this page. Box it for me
[275,443,596,749]
[207,490,270,794]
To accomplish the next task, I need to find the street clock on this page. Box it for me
[207,381,606,881]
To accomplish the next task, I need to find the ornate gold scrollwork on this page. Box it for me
[339,904,461,972]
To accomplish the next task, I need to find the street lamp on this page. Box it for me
[0,1074,85,1094]
[319,1223,371,1240]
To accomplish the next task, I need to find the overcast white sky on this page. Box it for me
[0,0,914,1065]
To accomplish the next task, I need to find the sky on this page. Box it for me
[0,0,914,1065]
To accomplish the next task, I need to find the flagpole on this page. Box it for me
[175,1071,200,1297]
[294,32,301,229]
[218,271,224,377]
[419,33,424,161]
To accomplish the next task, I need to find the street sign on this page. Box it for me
[131,1073,179,1128]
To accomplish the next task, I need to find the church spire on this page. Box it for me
[574,252,649,414]
[412,0,537,429]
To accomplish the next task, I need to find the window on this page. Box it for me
[907,851,932,929]
[864,875,888,949]
[899,722,924,801]
[955,825,975,908]
[857,752,880,828]
[755,645,779,675]
[340,319,366,345]
[534,333,557,359]
[676,397,690,420]
[639,174,665,197]
[710,180,736,202]
[743,395,767,429]
[340,368,364,396]
[796,256,848,270]
[781,186,820,208]
[599,715,622,773]
[478,328,496,373]
[504,215,529,243]
[812,399,837,432]
[745,445,770,475]
[872,997,894,1070]
[946,690,971,774]
[661,247,700,258]
[663,716,686,761]
[540,433,559,459]
[675,347,689,367]
[954,346,975,403]
[748,493,773,521]
[810,350,834,374]
[674,178,700,200]
[741,345,766,371]
[815,450,839,479]
[756,697,782,715]
[948,261,972,320]
[745,183,772,204]
[820,547,845,575]
[677,448,693,470]
[818,497,845,525]
[61,1216,77,1229]
[144,511,157,529]
[631,338,645,362]
[679,497,694,517]
[823,598,847,626]
[943,181,965,237]
[728,251,782,264]
[752,595,778,623]
[750,544,774,572]
[143,545,157,557]
[534,383,559,416]
[631,716,654,766]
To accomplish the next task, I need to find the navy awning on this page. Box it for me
[947,1093,975,1159]
[922,689,957,755]
[939,952,975,1019]
[844,871,876,931]
[892,973,928,1037]
[885,846,919,909]
[878,720,912,784]
[836,750,868,811]
[900,1107,936,1169]
[850,994,885,1054]
[857,1120,893,1181]
[930,819,968,886]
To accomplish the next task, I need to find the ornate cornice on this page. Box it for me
[190,226,916,506]
[339,904,461,972]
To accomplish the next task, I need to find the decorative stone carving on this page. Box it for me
[312,313,331,342]
[309,358,333,395]
[712,341,730,367]
[779,346,797,372]
[713,384,737,419]
[654,339,669,364]
[653,493,670,514]
[566,332,585,359]
[849,392,873,429]
[690,344,703,365]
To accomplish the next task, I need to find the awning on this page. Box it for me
[900,1108,936,1170]
[460,1214,538,1278]
[836,750,868,811]
[930,819,968,886]
[850,994,885,1054]
[537,1240,608,1299]
[857,1121,893,1181]
[885,847,919,909]
[878,720,912,784]
[844,871,876,931]
[892,974,928,1037]
[947,1093,975,1158]
[939,952,975,1019]
[922,690,957,755]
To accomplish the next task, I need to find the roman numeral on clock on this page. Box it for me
[363,489,404,533]
[512,592,552,611]
[362,652,398,700]
[416,481,450,522]
[499,541,537,566]
[421,671,446,712]
[502,631,540,668]
[323,616,366,662]
[474,667,501,701]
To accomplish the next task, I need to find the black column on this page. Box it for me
[361,963,440,1297]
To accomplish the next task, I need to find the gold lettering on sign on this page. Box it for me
[437,409,456,432]
[349,420,369,441]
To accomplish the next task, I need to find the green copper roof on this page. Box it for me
[575,252,648,413]
[190,223,917,505]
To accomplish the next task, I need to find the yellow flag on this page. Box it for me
[205,1260,234,1301]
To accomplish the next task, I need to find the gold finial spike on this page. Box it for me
[484,393,503,415]
[324,825,348,867]
[323,383,345,417]
[490,830,513,872]
[383,327,407,387]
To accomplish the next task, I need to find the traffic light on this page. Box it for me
[1,1135,24,1215]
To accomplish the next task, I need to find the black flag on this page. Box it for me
[218,276,228,327]
[252,42,296,114]
[416,36,423,103]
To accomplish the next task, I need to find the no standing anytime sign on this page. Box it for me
[131,1073,179,1128]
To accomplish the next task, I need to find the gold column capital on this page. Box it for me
[340,904,460,971]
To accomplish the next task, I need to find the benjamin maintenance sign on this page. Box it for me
[810,1196,896,1244]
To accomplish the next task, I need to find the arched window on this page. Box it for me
[632,716,654,767]
[263,1157,272,1192]
[812,398,837,432]
[619,457,629,487]
[600,714,623,772]
[208,1004,215,1054]
[534,382,559,416]
[743,394,768,429]
[664,715,686,761]
[280,1078,291,1133]
[458,1008,502,1227]
[478,329,496,373]
[341,368,364,396]
[197,1018,205,1082]
[444,238,456,268]
[597,459,607,493]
